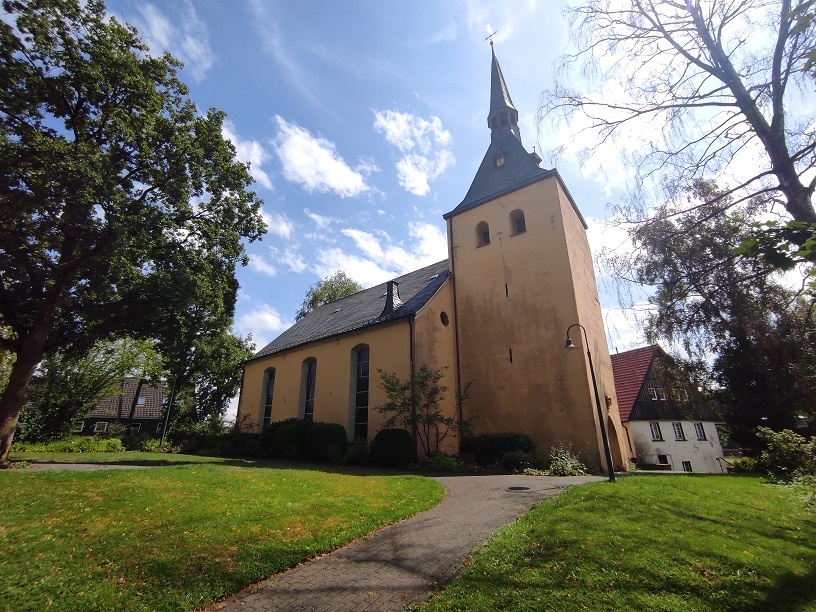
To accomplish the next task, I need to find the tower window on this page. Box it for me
[261,368,276,429]
[510,209,526,235]
[352,346,369,439]
[476,221,490,247]
[302,359,317,421]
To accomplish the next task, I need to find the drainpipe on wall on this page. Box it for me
[408,316,417,461]
[447,219,464,451]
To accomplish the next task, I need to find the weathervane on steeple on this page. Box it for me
[484,25,498,46]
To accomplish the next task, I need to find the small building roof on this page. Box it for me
[610,345,658,422]
[249,260,450,361]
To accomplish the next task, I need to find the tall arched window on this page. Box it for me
[476,221,490,247]
[510,209,526,235]
[352,346,370,439]
[261,368,276,429]
[302,358,317,421]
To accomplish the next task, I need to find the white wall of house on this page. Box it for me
[627,420,726,474]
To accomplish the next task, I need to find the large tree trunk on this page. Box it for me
[0,316,52,464]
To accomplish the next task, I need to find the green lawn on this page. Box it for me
[10,450,239,465]
[424,475,816,611]
[0,461,444,611]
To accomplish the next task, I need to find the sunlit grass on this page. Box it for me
[0,463,444,610]
[10,450,236,465]
[424,475,816,611]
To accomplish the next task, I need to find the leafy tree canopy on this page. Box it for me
[0,0,265,462]
[295,271,362,321]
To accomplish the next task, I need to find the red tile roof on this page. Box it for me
[610,345,658,422]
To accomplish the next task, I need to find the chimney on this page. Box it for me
[380,280,403,317]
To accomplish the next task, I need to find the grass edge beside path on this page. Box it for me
[0,462,445,611]
[422,475,816,612]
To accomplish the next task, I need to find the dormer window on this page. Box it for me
[495,152,506,167]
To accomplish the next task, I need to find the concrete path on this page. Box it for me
[206,473,604,612]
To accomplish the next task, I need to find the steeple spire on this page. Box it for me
[487,44,520,140]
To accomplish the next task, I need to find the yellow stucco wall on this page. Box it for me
[448,175,629,470]
[237,320,411,439]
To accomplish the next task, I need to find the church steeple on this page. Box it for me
[487,44,520,142]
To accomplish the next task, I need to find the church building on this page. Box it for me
[237,47,630,472]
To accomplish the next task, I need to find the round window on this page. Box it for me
[440,311,449,326]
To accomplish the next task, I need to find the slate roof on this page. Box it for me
[250,260,451,361]
[610,345,658,422]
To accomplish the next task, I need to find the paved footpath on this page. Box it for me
[206,473,603,612]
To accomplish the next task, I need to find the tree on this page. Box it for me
[612,181,816,445]
[376,365,459,457]
[541,0,816,223]
[0,0,265,463]
[295,271,362,321]
[15,337,161,442]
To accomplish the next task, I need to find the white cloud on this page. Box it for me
[342,229,384,260]
[374,111,455,196]
[222,121,272,190]
[235,304,290,348]
[248,253,277,277]
[133,1,214,82]
[280,247,308,273]
[304,208,342,230]
[603,303,653,353]
[273,116,370,197]
[313,249,396,288]
[261,209,295,239]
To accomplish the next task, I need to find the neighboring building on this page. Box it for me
[75,377,168,437]
[237,46,630,472]
[610,345,726,473]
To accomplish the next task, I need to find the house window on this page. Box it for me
[649,422,662,440]
[656,388,667,401]
[353,346,370,440]
[476,221,490,247]
[94,422,108,433]
[129,423,141,434]
[673,422,686,440]
[648,387,658,400]
[136,396,145,406]
[509,209,526,235]
[694,422,706,440]
[682,460,693,472]
[302,359,317,422]
[657,454,669,465]
[72,421,84,433]
[262,368,276,429]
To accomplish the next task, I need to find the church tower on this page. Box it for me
[444,46,629,471]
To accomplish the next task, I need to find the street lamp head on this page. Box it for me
[563,338,578,350]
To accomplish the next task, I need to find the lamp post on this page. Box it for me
[564,323,616,482]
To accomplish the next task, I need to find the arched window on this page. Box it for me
[476,221,490,247]
[510,209,526,235]
[260,368,276,429]
[301,358,317,421]
[351,346,370,439]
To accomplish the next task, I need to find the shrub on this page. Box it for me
[259,418,302,457]
[755,427,816,480]
[343,439,372,465]
[726,456,757,473]
[211,431,263,458]
[373,428,412,468]
[546,443,589,476]
[461,432,536,467]
[121,433,161,452]
[12,436,124,453]
[500,449,530,473]
[304,423,348,462]
[419,452,463,472]
[272,420,316,459]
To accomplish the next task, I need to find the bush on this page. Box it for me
[343,439,372,465]
[755,427,816,480]
[419,452,463,472]
[501,449,530,473]
[461,432,536,467]
[121,433,161,452]
[259,418,302,457]
[304,423,348,462]
[12,436,124,453]
[272,420,316,459]
[373,428,412,468]
[726,456,757,473]
[546,443,589,476]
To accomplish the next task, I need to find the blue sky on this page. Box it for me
[104,0,645,353]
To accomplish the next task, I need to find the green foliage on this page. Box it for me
[0,0,265,462]
[755,427,816,480]
[303,423,348,462]
[12,436,124,453]
[419,452,463,472]
[500,450,531,473]
[343,439,372,466]
[372,428,412,468]
[120,434,161,452]
[461,432,536,467]
[726,456,758,473]
[545,443,590,476]
[15,338,160,443]
[295,271,361,321]
[272,421,316,459]
[258,417,301,457]
[0,463,444,610]
[425,476,816,610]
[376,365,459,457]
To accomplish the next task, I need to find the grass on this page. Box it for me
[423,475,816,611]
[0,462,444,611]
[9,450,238,466]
